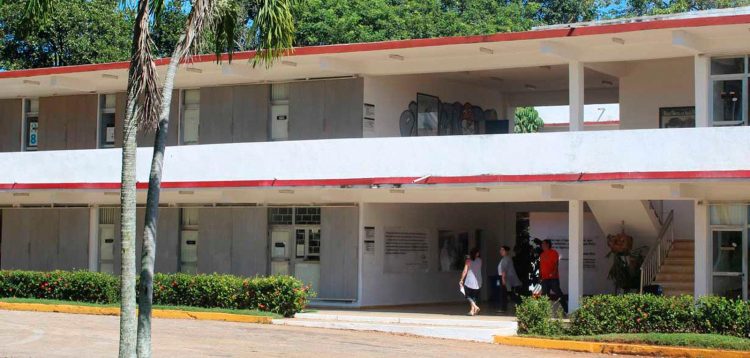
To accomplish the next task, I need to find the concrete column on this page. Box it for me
[694,200,711,298]
[568,200,584,311]
[694,55,710,127]
[569,61,585,132]
[88,207,99,271]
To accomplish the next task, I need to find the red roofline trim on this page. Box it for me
[2,169,750,191]
[1,13,750,79]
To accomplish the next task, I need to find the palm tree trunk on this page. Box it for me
[136,54,180,358]
[137,8,204,354]
[121,1,152,357]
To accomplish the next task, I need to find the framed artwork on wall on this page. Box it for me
[416,93,440,136]
[659,106,695,128]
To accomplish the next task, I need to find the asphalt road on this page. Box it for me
[0,310,608,357]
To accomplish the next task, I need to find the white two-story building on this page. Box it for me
[2,8,750,311]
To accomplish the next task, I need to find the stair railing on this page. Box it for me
[639,210,675,294]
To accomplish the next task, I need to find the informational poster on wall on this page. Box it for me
[529,212,613,295]
[363,103,375,137]
[384,228,429,273]
[364,226,376,255]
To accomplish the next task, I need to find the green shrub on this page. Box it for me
[516,296,564,335]
[0,270,313,317]
[694,296,750,338]
[0,270,118,304]
[569,294,695,335]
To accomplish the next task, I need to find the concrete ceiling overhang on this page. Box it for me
[1,13,750,99]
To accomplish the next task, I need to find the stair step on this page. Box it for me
[667,250,695,259]
[662,258,694,265]
[655,281,694,290]
[659,265,694,274]
[662,289,694,296]
[656,272,694,282]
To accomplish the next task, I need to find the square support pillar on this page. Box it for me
[694,55,710,127]
[568,200,584,311]
[694,200,711,298]
[569,61,585,132]
[88,206,99,272]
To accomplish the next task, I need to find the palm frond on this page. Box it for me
[249,0,297,68]
[128,0,162,132]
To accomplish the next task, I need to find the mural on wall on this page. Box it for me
[399,94,499,136]
[438,230,470,272]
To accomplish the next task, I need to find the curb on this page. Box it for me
[0,302,273,324]
[493,336,750,358]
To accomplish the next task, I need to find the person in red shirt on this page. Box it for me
[539,239,567,313]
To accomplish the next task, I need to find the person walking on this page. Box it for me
[459,247,482,316]
[497,246,522,313]
[540,239,567,313]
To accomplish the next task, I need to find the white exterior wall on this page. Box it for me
[619,57,695,130]
[363,74,506,137]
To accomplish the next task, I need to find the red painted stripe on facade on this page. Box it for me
[1,14,749,80]
[3,170,750,191]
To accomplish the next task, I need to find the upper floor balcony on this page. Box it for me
[1,124,750,206]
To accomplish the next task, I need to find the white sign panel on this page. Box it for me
[384,229,429,273]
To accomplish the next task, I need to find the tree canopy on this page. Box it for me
[2,0,749,69]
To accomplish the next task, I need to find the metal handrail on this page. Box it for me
[639,210,675,294]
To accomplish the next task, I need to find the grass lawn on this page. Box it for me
[532,333,750,351]
[0,297,280,318]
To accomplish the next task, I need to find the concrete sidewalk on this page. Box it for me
[0,310,601,357]
[274,303,518,342]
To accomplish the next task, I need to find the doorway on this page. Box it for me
[709,204,749,299]
[268,207,321,293]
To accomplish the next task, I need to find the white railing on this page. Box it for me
[640,210,675,294]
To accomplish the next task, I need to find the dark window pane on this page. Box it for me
[711,57,745,75]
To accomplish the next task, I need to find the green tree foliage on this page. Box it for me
[514,106,545,133]
[533,0,603,24]
[294,0,540,46]
[0,0,132,69]
[607,0,750,18]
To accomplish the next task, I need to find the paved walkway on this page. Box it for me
[0,310,606,357]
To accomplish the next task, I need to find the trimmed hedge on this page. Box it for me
[569,294,696,335]
[562,294,750,338]
[0,270,118,304]
[515,296,564,335]
[0,270,313,317]
[153,273,312,317]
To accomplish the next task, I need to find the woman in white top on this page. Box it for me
[459,247,482,316]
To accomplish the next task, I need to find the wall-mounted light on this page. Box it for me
[388,54,405,61]
[279,189,295,194]
[22,80,41,85]
[479,47,494,55]
[389,189,405,194]
[12,192,30,197]
[611,184,625,190]
[101,74,119,80]
[281,60,297,67]
[104,192,119,196]
[524,84,537,90]
[475,187,490,192]
[601,80,614,86]
[611,37,625,45]
[186,67,203,74]
[178,190,195,195]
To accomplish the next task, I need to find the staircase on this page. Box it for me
[653,240,695,296]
